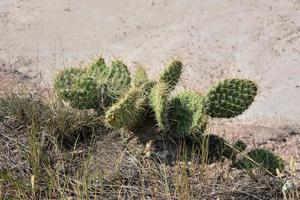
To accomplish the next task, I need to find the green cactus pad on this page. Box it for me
[54,59,132,112]
[160,60,182,90]
[105,82,154,129]
[55,73,112,113]
[67,75,99,110]
[168,91,207,137]
[132,66,148,87]
[204,78,257,118]
[98,60,131,104]
[234,148,284,175]
[107,60,131,88]
[88,57,109,77]
[149,82,169,130]
[54,67,86,100]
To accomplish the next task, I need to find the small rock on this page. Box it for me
[282,180,295,195]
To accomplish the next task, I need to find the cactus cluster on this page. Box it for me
[54,57,285,174]
[147,62,257,138]
[54,58,258,136]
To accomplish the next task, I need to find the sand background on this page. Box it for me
[0,0,300,132]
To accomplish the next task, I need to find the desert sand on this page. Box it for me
[0,0,300,131]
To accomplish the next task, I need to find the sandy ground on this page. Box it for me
[0,1,300,131]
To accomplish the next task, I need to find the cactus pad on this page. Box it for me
[204,78,257,118]
[105,82,154,129]
[149,82,169,130]
[106,60,131,91]
[168,91,207,137]
[160,60,182,90]
[132,66,148,87]
[234,148,284,175]
[88,57,109,77]
[54,67,86,100]
[54,58,132,112]
[67,75,99,109]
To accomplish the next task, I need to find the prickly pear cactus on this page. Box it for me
[160,60,182,90]
[66,75,99,110]
[149,82,169,130]
[54,68,86,101]
[55,68,109,111]
[107,60,131,90]
[54,58,132,112]
[204,78,257,118]
[168,91,207,137]
[105,81,154,129]
[234,148,284,175]
[88,57,109,77]
[132,66,148,87]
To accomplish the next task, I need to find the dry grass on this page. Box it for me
[0,90,299,200]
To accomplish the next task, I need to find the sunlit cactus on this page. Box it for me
[132,66,148,87]
[168,91,207,137]
[55,59,259,139]
[103,60,132,104]
[107,60,131,90]
[66,75,99,110]
[54,67,86,101]
[105,81,154,129]
[204,78,257,118]
[149,82,169,130]
[88,57,109,77]
[54,58,131,112]
[55,70,106,111]
[159,60,182,90]
[234,148,285,175]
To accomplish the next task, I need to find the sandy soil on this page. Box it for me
[0,1,299,144]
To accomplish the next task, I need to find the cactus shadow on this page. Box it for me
[133,121,240,166]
